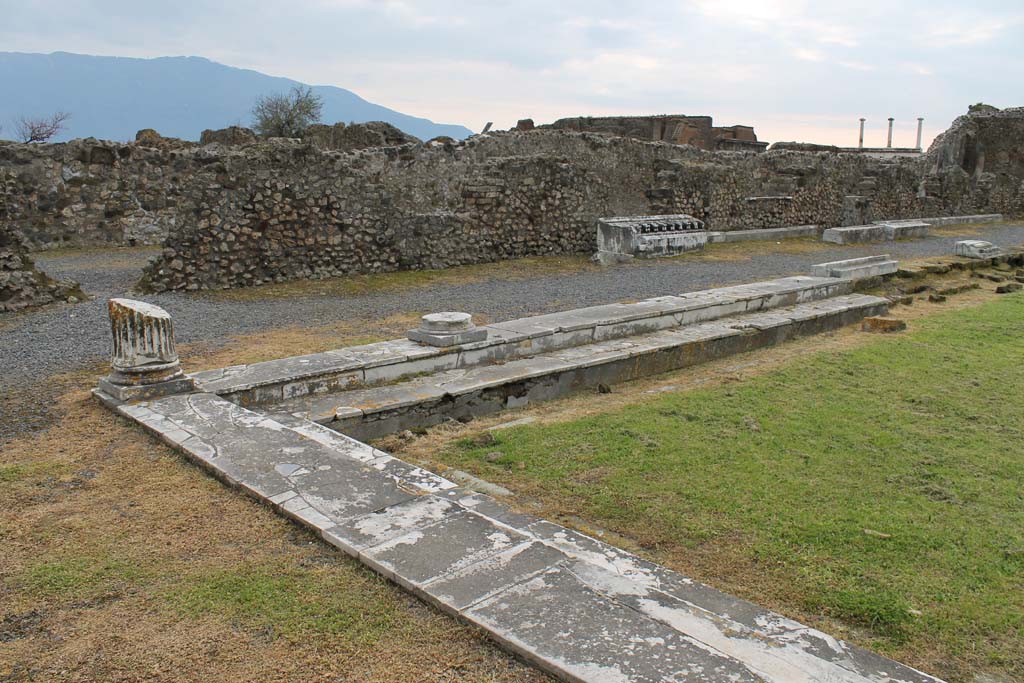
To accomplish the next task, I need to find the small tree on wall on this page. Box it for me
[251,86,323,138]
[15,111,71,143]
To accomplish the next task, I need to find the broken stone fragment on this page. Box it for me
[861,316,907,333]
[954,239,1002,259]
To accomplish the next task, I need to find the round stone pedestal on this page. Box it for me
[408,311,488,347]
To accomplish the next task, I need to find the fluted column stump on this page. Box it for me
[97,298,196,401]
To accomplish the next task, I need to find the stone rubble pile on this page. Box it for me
[0,227,83,313]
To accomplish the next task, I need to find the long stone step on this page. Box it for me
[273,293,889,441]
[94,389,945,683]
[190,276,853,406]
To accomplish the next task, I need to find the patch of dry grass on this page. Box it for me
[178,313,424,372]
[199,255,598,303]
[0,385,548,683]
[929,220,1017,237]
[681,237,833,262]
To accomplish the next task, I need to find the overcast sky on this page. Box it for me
[3,0,1022,146]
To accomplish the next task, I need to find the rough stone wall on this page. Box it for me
[925,105,1024,218]
[543,115,765,152]
[0,138,180,250]
[0,121,423,251]
[2,105,1022,293]
[137,136,618,290]
[304,121,421,151]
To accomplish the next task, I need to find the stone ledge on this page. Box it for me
[822,225,888,244]
[276,293,890,441]
[708,225,819,243]
[192,276,852,405]
[811,255,899,279]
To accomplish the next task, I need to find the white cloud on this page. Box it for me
[838,60,874,71]
[923,13,1020,45]
[903,63,934,76]
[794,48,825,62]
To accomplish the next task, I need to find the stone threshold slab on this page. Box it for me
[272,294,889,442]
[191,276,852,406]
[910,213,1002,226]
[708,224,819,243]
[823,214,1005,245]
[93,388,945,683]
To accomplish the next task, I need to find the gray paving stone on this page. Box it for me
[439,488,542,529]
[360,508,529,588]
[525,522,942,683]
[465,566,766,683]
[434,356,575,395]
[423,541,568,611]
[323,495,462,555]
[277,466,418,528]
[193,350,365,394]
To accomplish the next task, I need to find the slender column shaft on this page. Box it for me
[887,118,894,148]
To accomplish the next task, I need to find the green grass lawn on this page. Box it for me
[441,294,1024,681]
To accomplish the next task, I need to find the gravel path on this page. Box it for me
[5,223,1024,394]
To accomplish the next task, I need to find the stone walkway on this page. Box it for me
[96,390,943,683]
[93,272,952,683]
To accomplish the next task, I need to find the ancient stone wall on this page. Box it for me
[2,106,1022,292]
[0,122,420,251]
[543,114,767,152]
[0,138,179,250]
[925,105,1024,218]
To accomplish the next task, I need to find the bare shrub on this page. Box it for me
[15,111,72,143]
[251,86,323,138]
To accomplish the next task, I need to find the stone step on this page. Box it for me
[94,389,945,683]
[822,224,887,244]
[876,220,930,240]
[273,293,889,441]
[191,276,852,406]
[811,255,899,279]
[821,214,1003,245]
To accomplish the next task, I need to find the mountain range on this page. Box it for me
[0,51,474,143]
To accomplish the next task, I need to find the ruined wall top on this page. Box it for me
[541,114,765,152]
[926,104,1024,179]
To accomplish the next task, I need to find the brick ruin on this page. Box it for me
[0,105,1021,296]
[544,114,767,152]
